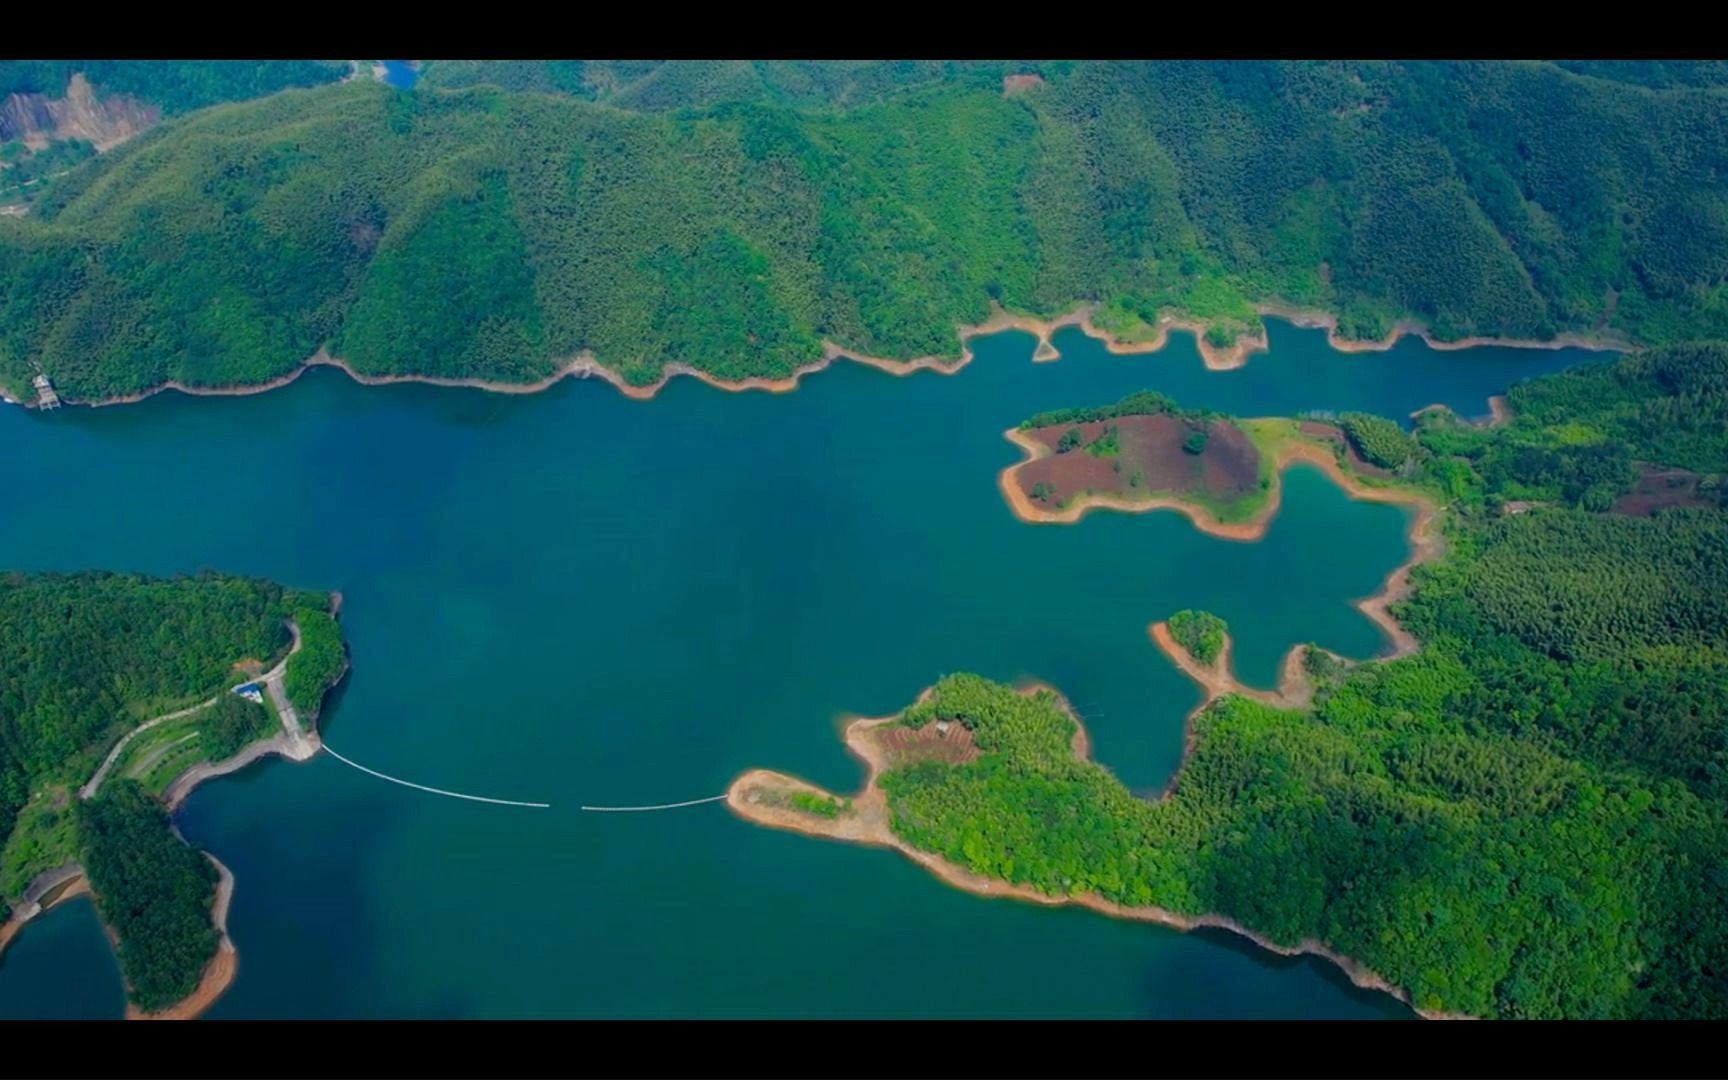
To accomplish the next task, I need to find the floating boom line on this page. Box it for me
[579,795,729,812]
[322,743,551,808]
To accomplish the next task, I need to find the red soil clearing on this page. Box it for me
[1017,415,1258,509]
[876,721,980,766]
[1613,466,1719,517]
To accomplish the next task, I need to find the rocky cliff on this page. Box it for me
[0,72,157,151]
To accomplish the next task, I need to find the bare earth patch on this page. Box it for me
[1613,465,1719,517]
[1016,415,1259,510]
[876,721,980,766]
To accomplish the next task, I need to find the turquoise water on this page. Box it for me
[380,61,418,90]
[0,897,124,1019]
[0,321,1593,1018]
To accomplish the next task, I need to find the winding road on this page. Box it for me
[82,619,310,802]
[79,697,218,801]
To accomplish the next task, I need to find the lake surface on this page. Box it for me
[379,61,418,90]
[0,320,1595,1018]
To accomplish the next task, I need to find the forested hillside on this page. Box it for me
[4,60,1727,403]
[869,344,1728,1020]
[416,60,1056,111]
[0,571,291,832]
[0,571,347,1010]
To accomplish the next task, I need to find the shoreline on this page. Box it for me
[2,606,339,1018]
[0,854,240,1019]
[727,685,1470,1021]
[0,862,89,960]
[125,855,236,1021]
[162,730,315,811]
[1001,425,1442,658]
[1254,302,1627,357]
[730,449,1459,1018]
[0,849,239,1021]
[12,302,1625,412]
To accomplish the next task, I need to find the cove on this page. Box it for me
[0,322,1595,1018]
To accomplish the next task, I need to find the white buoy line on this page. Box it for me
[320,743,729,813]
[579,795,729,812]
[322,743,552,808]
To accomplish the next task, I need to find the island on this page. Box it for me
[0,571,348,1019]
[731,341,1728,1020]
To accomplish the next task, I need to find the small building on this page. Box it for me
[231,682,264,704]
[31,374,59,409]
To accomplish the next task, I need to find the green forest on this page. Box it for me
[76,780,218,1011]
[285,603,346,717]
[6,61,1728,402]
[1339,412,1413,469]
[1167,610,1228,666]
[872,343,1728,1020]
[1022,390,1202,430]
[0,571,347,1009]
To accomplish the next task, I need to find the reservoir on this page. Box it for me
[0,319,1594,1018]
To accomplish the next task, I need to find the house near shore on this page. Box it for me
[31,374,59,409]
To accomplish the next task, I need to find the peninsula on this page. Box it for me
[0,572,348,1018]
[732,342,1728,1020]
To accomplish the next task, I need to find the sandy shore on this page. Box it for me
[13,297,1625,412]
[728,683,1470,1021]
[125,855,236,1020]
[0,856,237,1020]
[1150,623,1315,711]
[1410,394,1514,430]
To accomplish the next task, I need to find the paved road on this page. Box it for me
[126,731,200,781]
[80,697,218,800]
[81,619,310,800]
[259,621,315,761]
[5,859,82,923]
